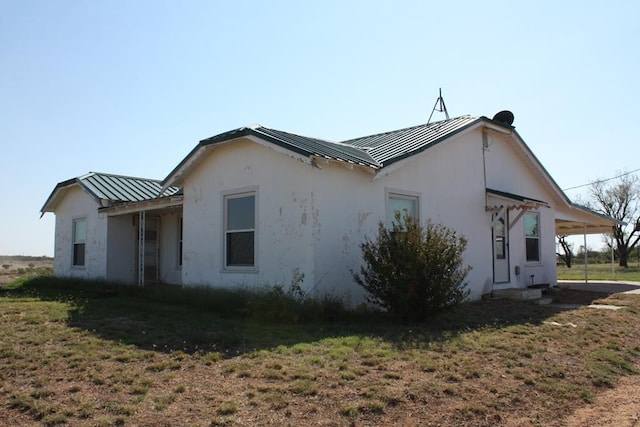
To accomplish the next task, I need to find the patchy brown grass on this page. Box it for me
[0,278,639,426]
[0,256,53,285]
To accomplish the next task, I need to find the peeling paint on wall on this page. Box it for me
[357,212,371,227]
[342,233,350,254]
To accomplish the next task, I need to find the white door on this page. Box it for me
[493,211,510,283]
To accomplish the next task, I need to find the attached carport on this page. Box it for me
[555,203,622,283]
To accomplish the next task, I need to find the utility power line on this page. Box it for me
[563,168,640,191]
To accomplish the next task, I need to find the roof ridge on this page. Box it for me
[82,171,165,183]
[254,125,339,145]
[342,115,476,144]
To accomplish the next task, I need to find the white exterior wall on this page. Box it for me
[53,186,108,280]
[182,139,316,290]
[181,131,495,302]
[367,129,493,300]
[181,126,564,302]
[483,131,559,288]
[104,211,182,285]
[106,215,137,283]
[158,212,182,284]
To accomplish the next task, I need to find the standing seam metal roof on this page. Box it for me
[78,172,180,203]
[164,115,492,188]
[343,116,479,165]
[196,117,481,171]
[252,126,381,167]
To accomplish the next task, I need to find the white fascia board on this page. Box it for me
[40,181,80,215]
[100,195,184,216]
[162,145,211,191]
[245,135,314,165]
[499,128,571,208]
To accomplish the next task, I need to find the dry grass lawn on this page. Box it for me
[0,277,639,426]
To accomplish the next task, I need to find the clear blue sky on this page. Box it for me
[1,1,638,256]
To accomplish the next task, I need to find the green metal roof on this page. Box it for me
[197,125,380,168]
[78,172,180,202]
[486,188,549,206]
[343,115,480,165]
[163,116,494,188]
[253,126,380,167]
[41,172,181,214]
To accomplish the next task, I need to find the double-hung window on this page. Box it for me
[524,212,540,262]
[72,218,86,267]
[224,192,256,268]
[386,191,419,227]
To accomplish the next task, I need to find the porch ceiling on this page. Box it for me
[555,219,614,235]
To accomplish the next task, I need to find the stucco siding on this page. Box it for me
[181,130,499,302]
[181,138,316,291]
[53,186,107,280]
[371,129,493,300]
[158,213,182,284]
[484,131,558,288]
[106,215,136,283]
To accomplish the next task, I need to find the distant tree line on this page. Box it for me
[0,255,53,262]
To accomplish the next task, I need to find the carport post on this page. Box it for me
[583,223,588,284]
[612,243,615,280]
[138,211,145,287]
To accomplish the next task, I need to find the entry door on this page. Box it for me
[144,217,159,283]
[493,211,510,283]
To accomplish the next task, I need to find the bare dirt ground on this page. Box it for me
[0,256,53,285]
[1,267,639,425]
[564,368,640,426]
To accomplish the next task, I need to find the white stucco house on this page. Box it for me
[41,113,617,302]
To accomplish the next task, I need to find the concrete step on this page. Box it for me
[492,288,542,300]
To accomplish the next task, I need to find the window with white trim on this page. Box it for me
[224,192,256,268]
[72,218,86,267]
[524,212,540,262]
[386,192,419,227]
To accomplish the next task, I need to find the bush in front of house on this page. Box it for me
[352,213,470,321]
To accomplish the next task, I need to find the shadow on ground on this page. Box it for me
[0,276,616,358]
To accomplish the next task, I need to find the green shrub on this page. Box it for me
[352,213,470,321]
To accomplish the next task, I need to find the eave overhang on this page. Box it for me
[162,125,380,190]
[555,203,622,235]
[485,188,550,212]
[40,178,80,216]
[99,195,184,216]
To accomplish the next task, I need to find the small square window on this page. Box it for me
[386,192,419,227]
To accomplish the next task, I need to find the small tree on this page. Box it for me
[352,213,470,321]
[588,173,640,267]
[556,235,573,268]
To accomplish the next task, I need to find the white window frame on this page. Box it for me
[385,188,420,228]
[72,217,86,267]
[223,188,258,272]
[524,212,540,263]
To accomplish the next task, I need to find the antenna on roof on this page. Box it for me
[427,88,450,124]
